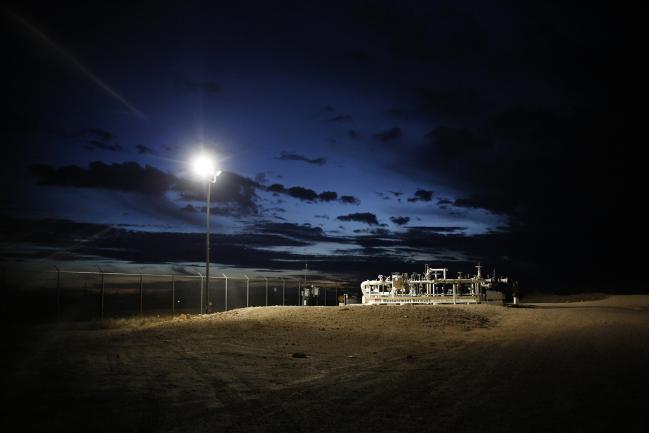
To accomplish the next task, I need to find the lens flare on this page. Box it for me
[191,154,217,179]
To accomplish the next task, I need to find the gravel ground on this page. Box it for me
[1,295,648,433]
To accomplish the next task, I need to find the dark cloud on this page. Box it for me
[0,217,316,266]
[0,217,436,270]
[390,216,410,225]
[189,204,258,218]
[0,217,392,277]
[181,204,198,213]
[29,161,261,216]
[266,183,359,205]
[340,195,361,205]
[136,144,155,155]
[318,191,338,202]
[314,214,330,220]
[175,171,260,216]
[452,197,504,213]
[352,228,391,235]
[337,212,379,225]
[384,100,637,289]
[374,127,401,142]
[80,128,121,151]
[3,209,639,292]
[266,184,286,195]
[407,189,434,202]
[268,184,317,201]
[30,161,175,195]
[255,222,334,242]
[405,226,465,233]
[412,109,574,215]
[275,151,327,166]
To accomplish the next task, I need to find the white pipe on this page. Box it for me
[423,268,447,279]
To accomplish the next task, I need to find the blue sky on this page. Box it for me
[1,1,637,290]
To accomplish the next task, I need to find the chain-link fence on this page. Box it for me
[0,268,348,322]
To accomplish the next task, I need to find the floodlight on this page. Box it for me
[191,154,217,179]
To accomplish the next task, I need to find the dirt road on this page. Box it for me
[2,295,648,432]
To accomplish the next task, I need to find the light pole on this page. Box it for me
[191,153,222,314]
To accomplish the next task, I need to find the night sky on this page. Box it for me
[0,1,637,290]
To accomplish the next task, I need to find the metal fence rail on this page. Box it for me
[0,268,346,322]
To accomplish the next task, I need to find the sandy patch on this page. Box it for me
[2,296,647,433]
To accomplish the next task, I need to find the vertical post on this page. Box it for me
[298,280,301,306]
[205,181,211,314]
[513,281,519,305]
[223,274,228,311]
[335,284,338,307]
[453,283,457,304]
[100,270,105,319]
[198,272,204,314]
[171,275,175,316]
[55,266,61,321]
[323,287,326,306]
[282,278,285,306]
[264,277,268,306]
[244,274,249,307]
[139,273,143,314]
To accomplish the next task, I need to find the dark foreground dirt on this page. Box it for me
[1,295,648,433]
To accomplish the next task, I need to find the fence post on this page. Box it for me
[197,272,204,314]
[323,286,326,306]
[97,267,105,320]
[244,274,249,307]
[223,273,228,311]
[297,279,301,306]
[139,272,144,314]
[171,274,175,316]
[335,283,338,306]
[55,266,61,321]
[281,278,285,306]
[264,277,268,306]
